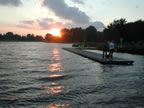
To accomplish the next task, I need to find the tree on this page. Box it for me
[70,28,84,42]
[27,34,35,41]
[104,18,127,42]
[35,35,44,41]
[5,32,14,40]
[85,26,97,42]
[60,28,70,43]
[0,33,3,41]
[125,19,144,42]
[45,33,53,42]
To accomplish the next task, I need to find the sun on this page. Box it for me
[48,29,61,37]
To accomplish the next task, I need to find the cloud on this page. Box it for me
[15,25,29,29]
[63,21,105,31]
[37,18,105,31]
[91,21,105,31]
[71,0,84,4]
[37,19,49,29]
[0,0,22,6]
[20,20,34,25]
[41,0,105,31]
[37,18,53,29]
[37,18,65,30]
[43,18,54,22]
[43,0,90,24]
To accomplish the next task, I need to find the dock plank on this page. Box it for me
[63,48,134,65]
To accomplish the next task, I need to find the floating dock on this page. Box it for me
[63,48,134,65]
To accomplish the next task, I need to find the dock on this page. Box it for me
[63,48,134,65]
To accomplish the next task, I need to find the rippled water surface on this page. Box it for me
[0,42,144,108]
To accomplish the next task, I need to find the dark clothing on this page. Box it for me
[103,42,109,58]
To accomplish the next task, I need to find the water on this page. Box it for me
[0,42,144,108]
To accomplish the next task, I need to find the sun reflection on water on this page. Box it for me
[48,63,62,72]
[47,83,60,86]
[42,48,71,107]
[48,74,65,78]
[41,104,71,108]
[43,82,64,95]
[53,48,60,57]
[48,48,63,72]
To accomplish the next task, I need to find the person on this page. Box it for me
[103,41,109,58]
[109,40,115,58]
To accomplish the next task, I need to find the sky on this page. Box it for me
[0,0,144,36]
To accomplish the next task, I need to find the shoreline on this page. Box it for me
[74,47,144,56]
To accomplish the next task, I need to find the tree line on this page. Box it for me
[103,18,144,42]
[0,32,44,41]
[45,18,144,43]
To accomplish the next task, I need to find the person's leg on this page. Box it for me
[103,50,104,58]
[111,52,112,58]
[105,51,107,58]
[109,50,112,58]
[107,50,111,58]
[111,50,114,58]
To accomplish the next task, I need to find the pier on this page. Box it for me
[63,48,134,65]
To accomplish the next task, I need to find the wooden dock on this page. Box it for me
[63,48,134,65]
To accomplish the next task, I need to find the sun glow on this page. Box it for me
[48,29,61,37]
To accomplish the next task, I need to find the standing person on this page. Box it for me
[103,41,109,58]
[109,40,115,58]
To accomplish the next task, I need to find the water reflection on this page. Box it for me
[42,104,70,108]
[53,48,60,57]
[48,74,65,78]
[48,63,62,72]
[48,48,62,72]
[43,82,64,95]
[43,48,71,107]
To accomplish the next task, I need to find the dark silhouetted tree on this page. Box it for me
[85,26,97,42]
[60,28,70,43]
[0,32,44,41]
[45,33,53,42]
[104,18,127,42]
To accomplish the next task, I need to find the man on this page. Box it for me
[109,40,115,58]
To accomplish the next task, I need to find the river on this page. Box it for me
[0,42,144,108]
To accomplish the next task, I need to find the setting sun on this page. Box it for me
[48,29,61,37]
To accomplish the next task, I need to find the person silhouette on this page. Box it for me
[109,40,115,58]
[103,41,109,58]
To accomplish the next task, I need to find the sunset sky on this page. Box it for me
[0,0,144,36]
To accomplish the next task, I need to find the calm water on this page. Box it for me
[0,42,144,108]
